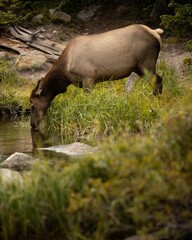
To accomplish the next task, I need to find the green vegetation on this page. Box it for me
[46,61,190,144]
[0,0,192,39]
[0,59,192,239]
[161,1,192,37]
[0,104,192,240]
[0,59,30,110]
[47,79,161,143]
[0,0,192,238]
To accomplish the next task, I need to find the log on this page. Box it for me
[0,43,21,54]
[9,25,65,56]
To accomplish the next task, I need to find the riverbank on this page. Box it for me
[1,108,192,240]
[0,2,192,239]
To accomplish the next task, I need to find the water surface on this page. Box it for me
[0,120,33,160]
[0,119,76,162]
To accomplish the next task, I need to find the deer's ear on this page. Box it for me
[35,79,44,96]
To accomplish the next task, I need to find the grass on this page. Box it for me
[47,79,162,143]
[0,58,192,239]
[0,58,30,110]
[46,60,191,144]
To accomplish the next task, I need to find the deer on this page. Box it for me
[30,24,163,130]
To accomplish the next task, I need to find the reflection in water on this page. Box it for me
[0,120,33,156]
[31,129,49,148]
[0,119,64,161]
[31,129,69,161]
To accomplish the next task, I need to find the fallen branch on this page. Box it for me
[0,43,21,54]
[9,25,65,56]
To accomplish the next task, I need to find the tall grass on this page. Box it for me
[47,80,162,143]
[46,61,191,144]
[0,59,30,109]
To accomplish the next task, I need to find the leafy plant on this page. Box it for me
[161,1,192,37]
[0,0,30,26]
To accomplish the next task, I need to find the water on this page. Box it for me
[0,119,63,162]
[0,120,32,160]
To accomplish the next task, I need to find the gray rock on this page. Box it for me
[49,8,56,16]
[77,4,101,22]
[40,142,98,157]
[50,10,72,23]
[32,14,44,24]
[124,236,140,240]
[0,168,23,184]
[125,72,139,93]
[0,152,38,171]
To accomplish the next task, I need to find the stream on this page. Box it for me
[0,119,63,162]
[0,120,32,161]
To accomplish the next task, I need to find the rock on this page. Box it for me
[124,237,140,240]
[15,51,47,72]
[0,168,23,184]
[0,152,38,171]
[125,73,139,93]
[77,4,101,22]
[49,9,72,24]
[40,142,98,157]
[49,8,56,16]
[32,14,44,24]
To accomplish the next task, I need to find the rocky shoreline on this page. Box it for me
[0,142,98,183]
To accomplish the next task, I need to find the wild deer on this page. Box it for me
[30,24,163,130]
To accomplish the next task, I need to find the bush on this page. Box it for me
[161,1,192,37]
[1,107,192,240]
[0,0,29,26]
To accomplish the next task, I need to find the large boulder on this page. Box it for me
[0,152,38,171]
[77,4,101,22]
[32,14,44,24]
[49,9,72,24]
[0,168,23,184]
[40,142,98,157]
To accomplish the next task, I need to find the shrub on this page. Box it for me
[0,0,29,26]
[1,107,192,240]
[161,1,192,37]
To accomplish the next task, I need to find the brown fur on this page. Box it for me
[30,24,163,129]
